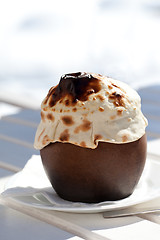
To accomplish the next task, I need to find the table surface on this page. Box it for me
[0,84,160,240]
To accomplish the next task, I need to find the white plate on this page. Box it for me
[3,157,160,213]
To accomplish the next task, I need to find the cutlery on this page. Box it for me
[103,206,160,218]
[1,196,110,240]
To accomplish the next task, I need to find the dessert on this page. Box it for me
[34,72,148,203]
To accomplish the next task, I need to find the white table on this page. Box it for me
[0,84,160,240]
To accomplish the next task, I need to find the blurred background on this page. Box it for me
[0,0,160,108]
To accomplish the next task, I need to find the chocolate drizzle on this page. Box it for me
[44,72,102,107]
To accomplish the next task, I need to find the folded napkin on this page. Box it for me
[1,155,158,211]
[1,155,94,208]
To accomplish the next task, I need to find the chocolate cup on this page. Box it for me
[40,134,147,203]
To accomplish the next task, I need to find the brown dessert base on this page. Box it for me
[40,134,147,203]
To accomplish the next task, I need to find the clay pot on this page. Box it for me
[40,134,147,203]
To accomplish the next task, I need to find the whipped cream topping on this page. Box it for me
[34,72,148,149]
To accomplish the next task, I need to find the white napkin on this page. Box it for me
[1,155,94,208]
[1,155,159,211]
